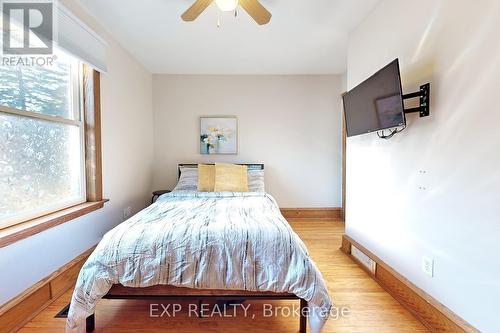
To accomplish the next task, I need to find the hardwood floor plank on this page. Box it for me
[17,218,428,333]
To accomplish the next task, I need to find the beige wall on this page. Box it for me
[0,0,154,305]
[152,75,343,208]
[346,0,500,332]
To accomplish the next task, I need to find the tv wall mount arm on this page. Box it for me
[377,83,430,140]
[403,83,430,117]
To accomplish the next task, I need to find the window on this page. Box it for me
[0,49,87,229]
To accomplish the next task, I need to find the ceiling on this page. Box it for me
[77,0,380,74]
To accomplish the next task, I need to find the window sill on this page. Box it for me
[0,200,109,248]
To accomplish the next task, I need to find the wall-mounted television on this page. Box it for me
[343,59,405,137]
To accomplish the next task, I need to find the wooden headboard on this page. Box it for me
[178,163,264,178]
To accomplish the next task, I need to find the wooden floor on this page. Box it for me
[18,219,428,333]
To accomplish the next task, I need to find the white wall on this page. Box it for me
[152,75,342,208]
[346,1,500,332]
[0,0,154,305]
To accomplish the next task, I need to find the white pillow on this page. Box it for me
[247,169,265,192]
[172,167,198,191]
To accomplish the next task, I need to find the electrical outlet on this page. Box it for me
[123,206,132,220]
[422,257,434,277]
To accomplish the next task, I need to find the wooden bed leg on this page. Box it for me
[86,314,95,332]
[299,299,307,333]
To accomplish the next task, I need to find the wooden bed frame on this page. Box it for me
[86,285,307,332]
[86,163,308,332]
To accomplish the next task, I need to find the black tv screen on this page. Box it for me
[343,59,405,137]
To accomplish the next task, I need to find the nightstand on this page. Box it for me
[152,190,171,204]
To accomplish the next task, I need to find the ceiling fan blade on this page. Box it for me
[181,0,214,22]
[239,0,272,25]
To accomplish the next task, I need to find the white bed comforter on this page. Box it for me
[67,192,332,332]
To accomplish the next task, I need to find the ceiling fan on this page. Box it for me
[181,0,272,25]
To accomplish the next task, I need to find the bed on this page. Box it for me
[67,164,332,333]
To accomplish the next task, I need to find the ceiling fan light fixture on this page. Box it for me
[215,0,238,12]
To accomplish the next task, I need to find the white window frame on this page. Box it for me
[0,58,87,229]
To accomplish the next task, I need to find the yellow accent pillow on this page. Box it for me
[214,163,248,192]
[197,164,215,192]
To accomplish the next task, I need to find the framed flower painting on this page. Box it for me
[200,116,238,155]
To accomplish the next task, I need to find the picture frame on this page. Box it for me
[200,116,238,155]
